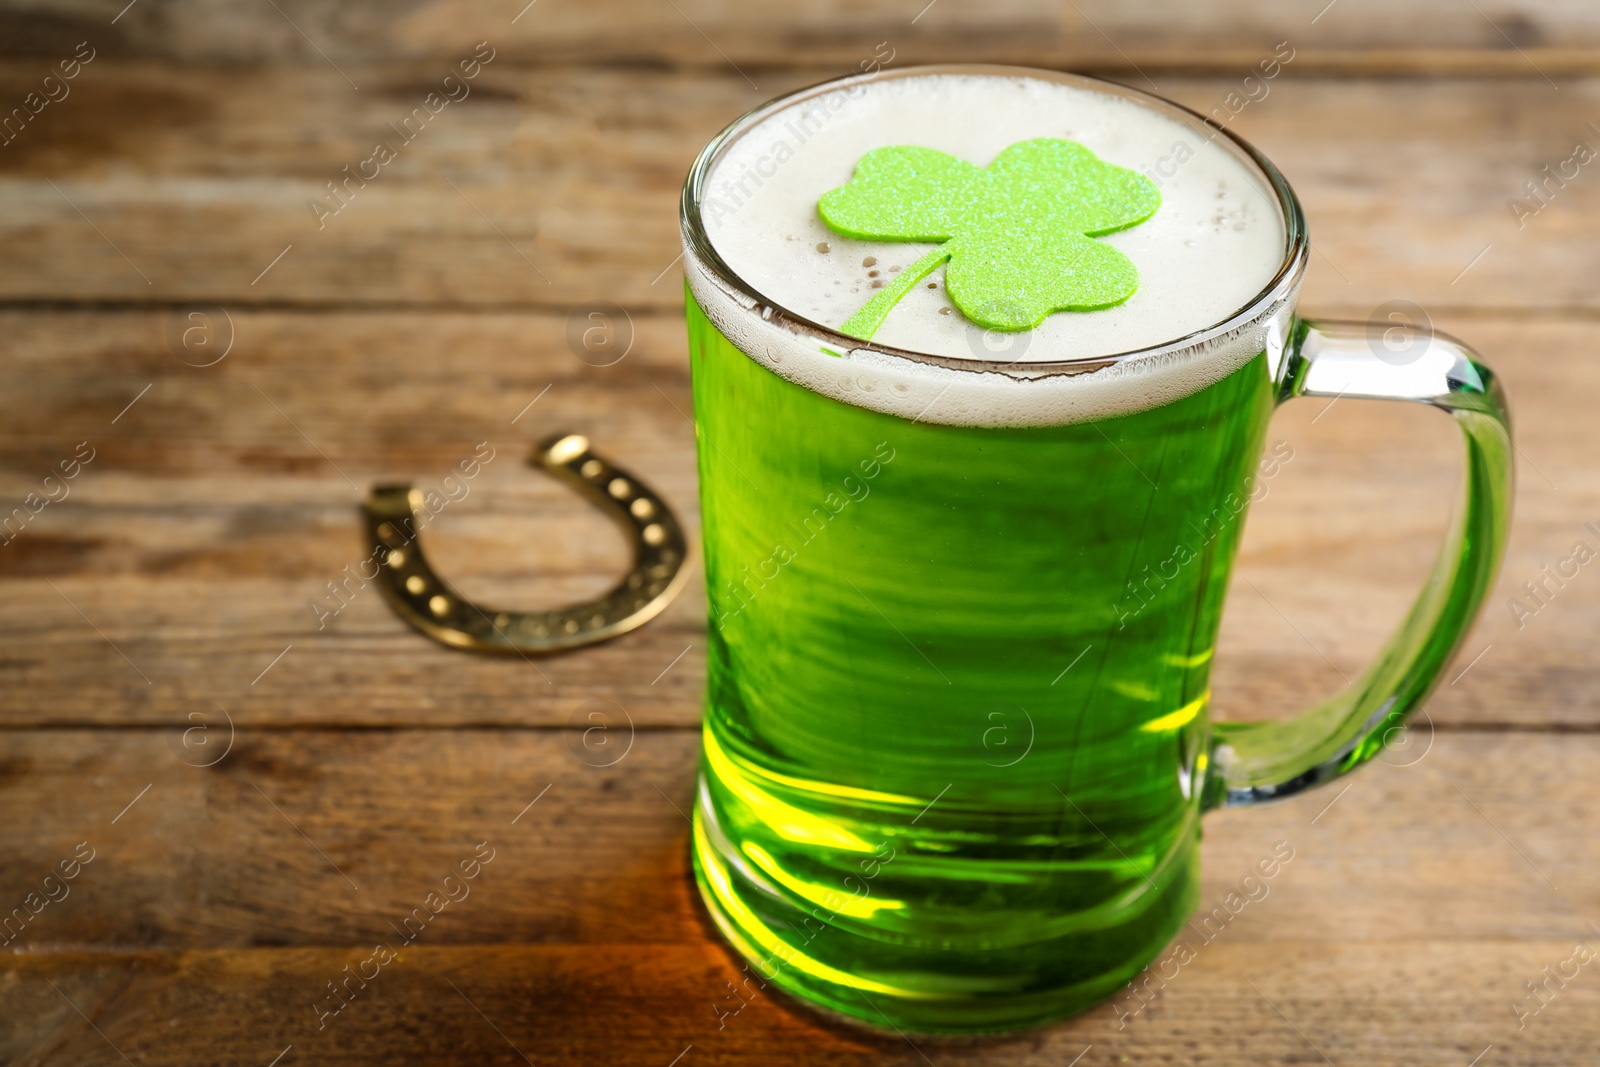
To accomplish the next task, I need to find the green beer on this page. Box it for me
[681,67,1513,1033]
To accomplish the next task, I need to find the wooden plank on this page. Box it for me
[1,64,1599,314]
[0,307,707,726]
[0,728,708,951]
[6,940,1599,1066]
[0,309,1592,728]
[0,728,1592,948]
[0,728,1595,1063]
[9,0,1600,70]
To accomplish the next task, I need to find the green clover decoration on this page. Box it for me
[817,138,1161,340]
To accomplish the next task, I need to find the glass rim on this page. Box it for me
[680,63,1311,378]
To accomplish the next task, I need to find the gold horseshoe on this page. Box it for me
[364,433,690,654]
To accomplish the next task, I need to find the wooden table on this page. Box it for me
[2,2,1598,1063]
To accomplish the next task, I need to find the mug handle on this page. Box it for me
[1204,317,1514,808]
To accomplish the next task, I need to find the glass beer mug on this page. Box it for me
[677,65,1512,1034]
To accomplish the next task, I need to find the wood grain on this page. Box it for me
[0,310,1593,728]
[0,64,1598,315]
[0,729,1591,950]
[0,5,1594,1064]
[7,938,1600,1067]
[0,728,1594,1064]
[6,0,1600,71]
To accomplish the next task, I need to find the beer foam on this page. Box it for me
[684,69,1296,427]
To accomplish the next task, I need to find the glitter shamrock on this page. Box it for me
[818,138,1161,340]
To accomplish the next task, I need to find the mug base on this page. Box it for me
[691,775,1201,1036]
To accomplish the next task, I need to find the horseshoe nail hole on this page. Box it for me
[660,549,679,565]
[627,573,643,589]
[377,523,395,540]
[387,549,407,568]
[630,498,656,520]
[494,613,510,628]
[634,597,647,609]
[581,459,604,479]
[533,624,549,637]
[608,478,632,499]
[589,613,605,628]
[428,595,450,616]
[546,434,590,464]
[642,523,666,546]
[647,581,664,595]
[405,575,426,595]
[563,618,580,634]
